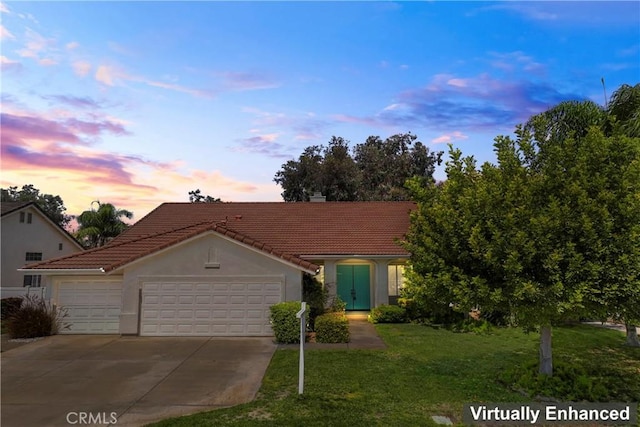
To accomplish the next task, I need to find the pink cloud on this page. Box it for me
[94,63,214,98]
[218,71,280,91]
[1,55,22,72]
[73,61,91,77]
[44,95,103,109]
[233,134,290,158]
[17,28,57,62]
[95,64,124,86]
[1,113,82,144]
[1,24,14,40]
[38,58,57,66]
[431,131,468,144]
[0,106,279,218]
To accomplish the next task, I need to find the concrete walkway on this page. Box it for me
[279,318,386,350]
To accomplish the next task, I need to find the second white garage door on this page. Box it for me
[140,280,283,336]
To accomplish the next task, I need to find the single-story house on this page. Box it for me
[21,201,415,336]
[1,201,84,298]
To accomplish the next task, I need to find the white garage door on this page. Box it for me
[56,280,122,334]
[140,280,282,336]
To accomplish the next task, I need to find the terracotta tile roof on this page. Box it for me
[24,201,415,273]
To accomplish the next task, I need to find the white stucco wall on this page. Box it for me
[1,206,82,292]
[118,232,305,334]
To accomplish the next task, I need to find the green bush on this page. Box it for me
[499,359,623,401]
[270,301,302,344]
[397,297,422,321]
[315,312,350,343]
[1,297,23,321]
[479,309,513,326]
[369,304,408,324]
[450,318,493,334]
[396,297,465,324]
[327,295,346,313]
[7,295,69,339]
[302,273,328,331]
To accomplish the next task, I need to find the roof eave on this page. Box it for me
[299,254,410,260]
[17,268,108,275]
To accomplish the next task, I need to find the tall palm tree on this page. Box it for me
[76,201,133,248]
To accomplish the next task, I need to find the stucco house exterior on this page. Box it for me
[1,201,84,298]
[21,201,414,336]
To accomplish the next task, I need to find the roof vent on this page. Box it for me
[309,192,326,203]
[235,215,242,220]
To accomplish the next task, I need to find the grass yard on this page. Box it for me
[150,324,640,427]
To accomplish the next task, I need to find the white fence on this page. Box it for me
[0,287,48,300]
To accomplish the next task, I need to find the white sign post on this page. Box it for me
[296,301,307,395]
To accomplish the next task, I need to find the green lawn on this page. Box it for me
[149,324,639,427]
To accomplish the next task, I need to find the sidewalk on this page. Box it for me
[278,318,386,350]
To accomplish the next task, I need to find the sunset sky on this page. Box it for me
[1,1,638,226]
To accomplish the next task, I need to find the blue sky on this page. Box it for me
[1,1,638,224]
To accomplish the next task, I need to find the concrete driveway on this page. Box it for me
[1,335,276,427]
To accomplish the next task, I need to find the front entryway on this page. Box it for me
[336,265,370,310]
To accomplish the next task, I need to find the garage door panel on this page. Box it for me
[230,296,245,304]
[194,295,210,304]
[57,281,122,334]
[212,310,227,318]
[141,280,282,336]
[265,295,281,304]
[212,295,227,304]
[212,284,228,292]
[195,310,210,318]
[247,310,263,319]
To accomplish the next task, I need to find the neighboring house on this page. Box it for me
[1,201,84,299]
[21,201,415,336]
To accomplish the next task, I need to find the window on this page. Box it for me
[59,243,63,250]
[27,213,33,223]
[388,265,406,297]
[19,212,25,223]
[25,252,43,262]
[23,275,42,287]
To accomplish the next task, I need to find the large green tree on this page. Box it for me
[404,93,640,375]
[274,145,323,202]
[354,133,441,200]
[321,136,360,201]
[76,202,133,248]
[597,83,640,346]
[1,184,71,228]
[274,133,441,201]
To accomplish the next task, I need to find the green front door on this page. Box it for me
[337,265,370,310]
